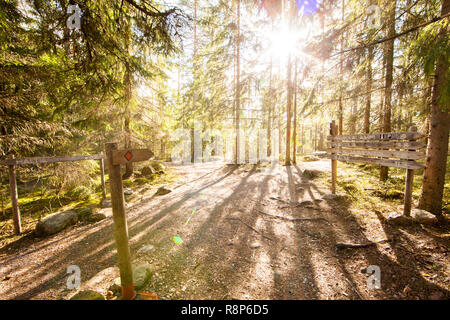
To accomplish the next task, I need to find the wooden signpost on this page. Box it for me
[327,122,426,217]
[105,143,153,300]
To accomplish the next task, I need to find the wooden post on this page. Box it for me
[99,158,106,199]
[330,121,338,194]
[105,143,135,300]
[403,126,417,217]
[8,163,21,234]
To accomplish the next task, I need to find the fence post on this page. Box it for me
[403,126,417,217]
[330,121,338,194]
[105,143,135,300]
[99,157,106,199]
[8,161,21,234]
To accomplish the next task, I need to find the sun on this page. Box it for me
[267,21,313,63]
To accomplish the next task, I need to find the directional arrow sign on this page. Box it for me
[111,149,154,165]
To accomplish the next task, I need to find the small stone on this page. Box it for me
[387,212,414,225]
[124,188,133,195]
[298,200,314,206]
[89,213,107,222]
[250,242,261,249]
[151,161,165,173]
[101,198,112,208]
[411,209,438,225]
[155,187,172,196]
[70,290,105,300]
[321,193,338,200]
[132,263,152,290]
[108,282,121,296]
[137,245,155,254]
[141,166,155,176]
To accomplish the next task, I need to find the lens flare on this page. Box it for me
[173,236,183,244]
[296,0,321,15]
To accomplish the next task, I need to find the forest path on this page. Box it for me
[0,160,448,300]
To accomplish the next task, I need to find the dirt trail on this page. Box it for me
[0,161,448,300]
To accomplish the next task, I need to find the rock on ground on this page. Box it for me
[137,245,155,254]
[69,290,106,300]
[132,263,153,290]
[35,210,79,236]
[101,197,112,208]
[411,209,438,225]
[250,242,261,249]
[301,169,322,179]
[150,161,165,173]
[154,187,172,196]
[77,208,93,220]
[88,208,112,223]
[141,166,155,176]
[321,193,339,200]
[387,212,414,225]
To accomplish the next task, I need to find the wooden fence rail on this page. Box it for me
[0,154,106,234]
[327,121,426,217]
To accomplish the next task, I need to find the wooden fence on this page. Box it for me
[0,154,106,234]
[327,120,426,216]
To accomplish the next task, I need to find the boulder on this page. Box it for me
[88,208,112,223]
[141,166,155,177]
[137,245,155,254]
[387,212,414,225]
[321,193,338,200]
[151,161,165,173]
[35,210,79,236]
[301,169,322,179]
[154,187,172,196]
[411,209,438,225]
[132,263,153,290]
[83,267,119,293]
[70,290,106,300]
[77,208,93,220]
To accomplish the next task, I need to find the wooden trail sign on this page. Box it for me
[111,149,154,166]
[327,122,426,217]
[105,143,154,300]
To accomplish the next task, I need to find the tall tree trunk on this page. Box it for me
[418,0,450,216]
[338,0,345,135]
[285,53,292,166]
[380,0,396,182]
[235,0,241,164]
[292,59,298,164]
[364,45,373,133]
[397,80,405,131]
[123,7,133,178]
[268,56,273,157]
[191,0,198,163]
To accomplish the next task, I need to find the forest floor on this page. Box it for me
[0,159,449,300]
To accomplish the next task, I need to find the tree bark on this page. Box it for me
[364,45,373,133]
[235,0,241,164]
[380,0,396,182]
[338,0,345,135]
[285,53,292,165]
[292,59,298,164]
[418,0,450,216]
